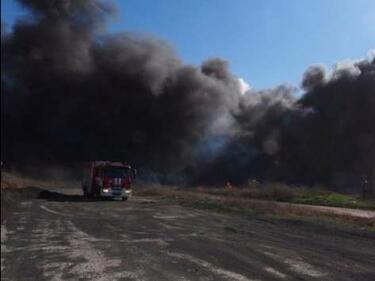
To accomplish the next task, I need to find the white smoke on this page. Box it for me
[237,78,251,95]
[332,60,362,80]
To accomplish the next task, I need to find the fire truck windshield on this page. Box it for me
[103,167,129,178]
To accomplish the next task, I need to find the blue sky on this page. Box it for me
[2,0,374,89]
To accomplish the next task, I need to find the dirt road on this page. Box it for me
[1,188,375,281]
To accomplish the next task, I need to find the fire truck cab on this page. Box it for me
[82,161,136,201]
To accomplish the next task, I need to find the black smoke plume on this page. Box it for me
[2,0,374,194]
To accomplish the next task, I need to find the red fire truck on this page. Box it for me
[82,161,136,201]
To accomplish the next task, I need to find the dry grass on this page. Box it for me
[1,170,79,190]
[134,184,375,229]
[195,183,299,201]
[135,182,299,202]
[1,171,23,189]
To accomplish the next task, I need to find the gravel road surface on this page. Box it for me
[1,188,375,281]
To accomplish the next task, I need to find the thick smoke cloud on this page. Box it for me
[294,58,375,191]
[301,65,327,91]
[2,0,374,193]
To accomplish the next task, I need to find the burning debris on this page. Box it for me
[1,0,374,195]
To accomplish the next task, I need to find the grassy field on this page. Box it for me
[290,191,375,210]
